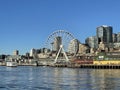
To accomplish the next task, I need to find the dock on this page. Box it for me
[37,60,120,69]
[52,64,120,69]
[67,64,120,69]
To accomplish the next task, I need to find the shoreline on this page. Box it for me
[1,62,120,69]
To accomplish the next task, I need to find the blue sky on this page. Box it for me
[0,0,120,55]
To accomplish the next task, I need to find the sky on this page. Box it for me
[0,0,120,55]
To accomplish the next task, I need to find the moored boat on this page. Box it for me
[6,61,17,67]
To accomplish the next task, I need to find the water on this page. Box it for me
[0,66,120,90]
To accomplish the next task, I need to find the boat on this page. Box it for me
[6,61,17,67]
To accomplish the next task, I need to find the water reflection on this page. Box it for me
[51,68,120,90]
[90,69,120,90]
[0,66,120,90]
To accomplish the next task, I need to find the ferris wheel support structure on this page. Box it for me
[54,45,69,63]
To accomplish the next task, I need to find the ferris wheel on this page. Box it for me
[45,30,75,53]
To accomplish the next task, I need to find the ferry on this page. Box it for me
[6,61,17,67]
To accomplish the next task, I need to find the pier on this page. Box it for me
[50,63,120,69]
[1,59,120,69]
[36,58,120,69]
[68,64,120,69]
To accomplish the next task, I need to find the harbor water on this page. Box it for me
[0,66,120,90]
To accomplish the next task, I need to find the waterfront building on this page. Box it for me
[78,44,90,55]
[30,48,36,57]
[13,50,19,55]
[113,33,117,43]
[113,43,120,49]
[68,39,80,54]
[53,36,62,52]
[35,49,40,54]
[90,48,96,54]
[96,25,113,44]
[37,53,49,58]
[26,52,30,58]
[5,55,21,62]
[117,32,120,42]
[0,55,6,61]
[85,36,98,49]
[98,42,105,51]
[40,48,45,53]
[44,48,50,53]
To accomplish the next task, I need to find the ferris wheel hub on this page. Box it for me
[60,45,63,48]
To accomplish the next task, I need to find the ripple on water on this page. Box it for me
[0,67,120,90]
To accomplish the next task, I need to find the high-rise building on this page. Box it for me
[112,33,117,43]
[30,48,36,57]
[53,36,62,52]
[13,50,19,55]
[117,32,120,42]
[85,36,98,49]
[68,39,80,54]
[96,25,113,44]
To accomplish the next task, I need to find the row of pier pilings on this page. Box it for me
[67,64,120,69]
[80,65,120,69]
[37,60,120,69]
[50,63,120,69]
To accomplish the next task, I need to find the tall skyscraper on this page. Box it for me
[30,48,36,57]
[96,25,113,44]
[85,36,98,49]
[53,36,62,52]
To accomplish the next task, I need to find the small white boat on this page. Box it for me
[6,61,17,67]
